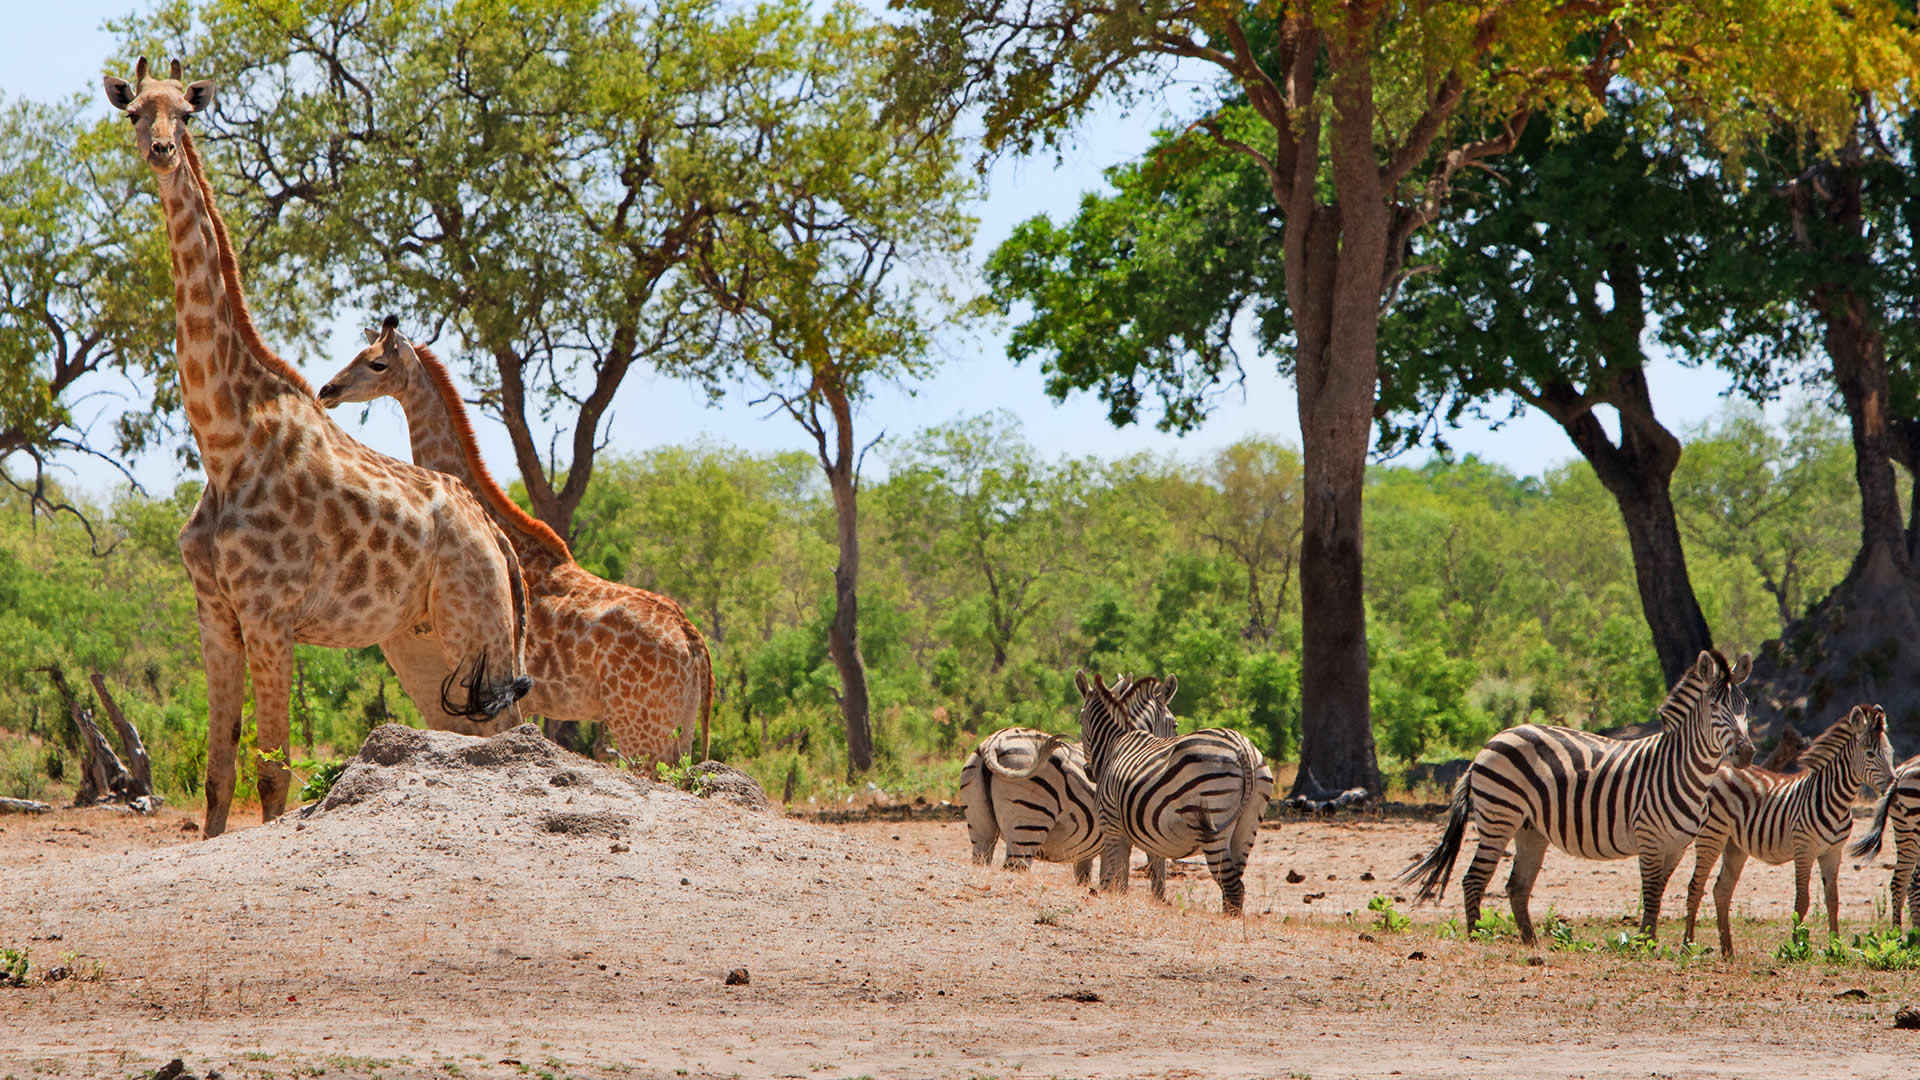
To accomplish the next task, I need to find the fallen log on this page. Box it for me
[90,671,154,797]
[0,797,51,815]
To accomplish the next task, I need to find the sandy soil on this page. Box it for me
[2,725,1917,1080]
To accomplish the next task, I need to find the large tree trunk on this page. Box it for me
[820,382,875,776]
[1280,44,1387,798]
[1751,147,1920,754]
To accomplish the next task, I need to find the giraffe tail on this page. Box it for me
[439,649,532,721]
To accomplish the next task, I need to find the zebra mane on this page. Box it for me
[1797,706,1875,772]
[1655,648,1737,731]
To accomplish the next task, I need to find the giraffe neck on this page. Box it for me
[395,369,471,486]
[392,354,570,575]
[154,148,307,490]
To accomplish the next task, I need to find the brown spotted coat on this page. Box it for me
[104,59,533,837]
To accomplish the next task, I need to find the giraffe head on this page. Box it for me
[318,316,418,408]
[102,57,215,176]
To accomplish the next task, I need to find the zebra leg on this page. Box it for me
[961,759,996,865]
[1635,843,1686,940]
[1712,846,1749,956]
[1504,828,1549,947]
[1459,835,1508,936]
[1683,830,1728,946]
[1819,846,1844,938]
[1793,852,1815,928]
[1149,855,1168,903]
[1893,835,1918,930]
[1099,832,1131,894]
[1206,802,1263,918]
[1072,857,1092,887]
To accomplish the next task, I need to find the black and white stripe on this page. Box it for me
[1074,670,1275,915]
[1847,751,1920,929]
[1399,649,1754,945]
[1682,704,1892,954]
[960,680,1174,884]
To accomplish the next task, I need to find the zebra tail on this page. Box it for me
[1848,780,1895,858]
[1235,736,1257,824]
[1397,770,1471,903]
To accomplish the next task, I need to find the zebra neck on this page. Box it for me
[1656,709,1718,775]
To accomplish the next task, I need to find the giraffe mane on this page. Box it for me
[1795,712,1863,772]
[409,342,572,562]
[176,128,315,397]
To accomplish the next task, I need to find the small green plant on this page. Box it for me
[295,758,348,801]
[658,755,712,797]
[1603,930,1660,959]
[0,947,27,987]
[1437,917,1462,940]
[1821,934,1856,965]
[1669,939,1710,967]
[1545,913,1595,953]
[1855,929,1920,971]
[1470,912,1518,942]
[1774,917,1814,963]
[1367,894,1410,933]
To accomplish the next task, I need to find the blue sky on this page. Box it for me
[3,3,1755,502]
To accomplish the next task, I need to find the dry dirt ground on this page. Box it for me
[3,725,1919,1080]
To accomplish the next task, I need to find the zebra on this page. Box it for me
[1398,649,1753,946]
[1681,704,1893,954]
[1846,750,1920,929]
[1074,670,1275,915]
[960,678,1175,883]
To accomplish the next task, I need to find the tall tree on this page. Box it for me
[884,413,1096,673]
[1379,111,1808,686]
[907,0,1898,795]
[0,95,176,541]
[124,0,851,538]
[687,4,976,773]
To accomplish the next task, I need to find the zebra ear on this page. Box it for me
[1693,651,1719,682]
[1849,705,1869,728]
[1729,652,1753,683]
[1074,669,1091,699]
[1159,675,1178,706]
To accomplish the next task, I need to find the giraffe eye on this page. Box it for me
[368,361,388,372]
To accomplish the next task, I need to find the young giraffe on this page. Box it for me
[317,319,714,767]
[104,59,534,836]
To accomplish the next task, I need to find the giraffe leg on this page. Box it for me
[1505,828,1549,947]
[1819,845,1844,938]
[195,601,246,840]
[244,629,294,823]
[1712,846,1749,956]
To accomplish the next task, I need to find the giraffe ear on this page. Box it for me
[184,80,216,114]
[363,327,381,345]
[104,75,135,111]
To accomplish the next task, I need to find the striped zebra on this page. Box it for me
[961,679,1176,882]
[1682,704,1893,954]
[1074,670,1275,915]
[1847,751,1920,929]
[1399,649,1753,946]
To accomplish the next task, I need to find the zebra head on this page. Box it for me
[1696,649,1754,765]
[1074,669,1175,777]
[1861,704,1895,793]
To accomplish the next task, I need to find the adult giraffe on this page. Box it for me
[103,58,534,836]
[318,319,714,767]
